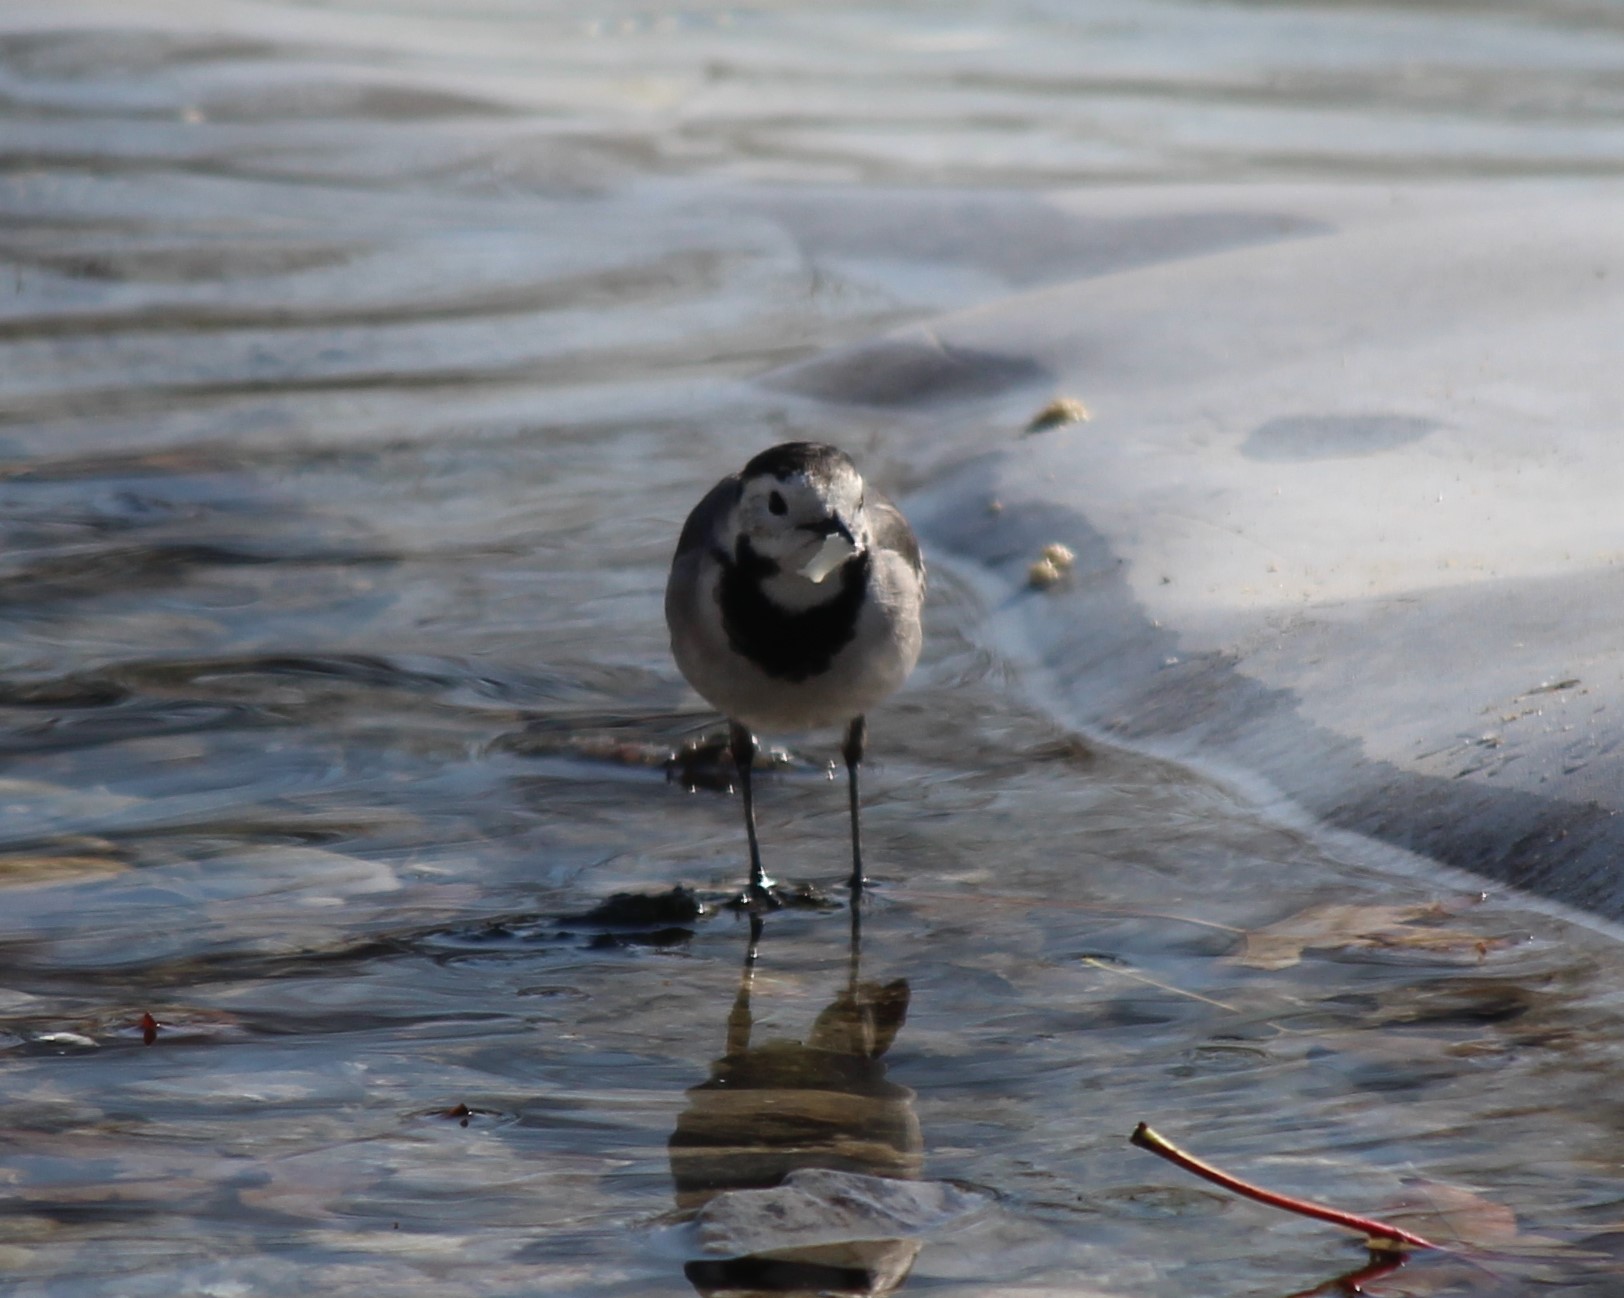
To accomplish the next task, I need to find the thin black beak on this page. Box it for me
[800,515,855,545]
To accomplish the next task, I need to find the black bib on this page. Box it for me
[717,537,868,683]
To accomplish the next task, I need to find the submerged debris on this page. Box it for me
[1523,677,1581,696]
[561,885,706,929]
[666,732,799,792]
[586,927,694,950]
[418,1101,507,1128]
[564,735,676,767]
[723,880,839,912]
[1233,900,1507,971]
[558,887,710,952]
[488,717,679,768]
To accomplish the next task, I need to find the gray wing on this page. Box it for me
[672,472,742,563]
[868,489,925,590]
[667,473,741,639]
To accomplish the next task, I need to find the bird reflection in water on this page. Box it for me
[669,909,923,1296]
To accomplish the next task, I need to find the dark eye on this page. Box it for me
[767,490,787,516]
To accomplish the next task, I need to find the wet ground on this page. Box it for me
[5,3,1624,1294]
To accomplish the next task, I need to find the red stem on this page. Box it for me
[1130,1122,1441,1252]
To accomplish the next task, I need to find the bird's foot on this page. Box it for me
[740,876,782,913]
[725,878,840,913]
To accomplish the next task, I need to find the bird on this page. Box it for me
[665,442,925,905]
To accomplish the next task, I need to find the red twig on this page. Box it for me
[1130,1122,1442,1252]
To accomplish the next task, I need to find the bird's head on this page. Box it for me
[732,443,869,583]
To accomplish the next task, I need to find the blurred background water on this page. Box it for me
[5,2,1624,1294]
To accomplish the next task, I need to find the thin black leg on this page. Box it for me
[730,720,772,900]
[842,715,867,898]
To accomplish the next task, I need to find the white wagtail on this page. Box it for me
[665,442,925,902]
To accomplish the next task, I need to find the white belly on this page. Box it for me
[668,549,922,734]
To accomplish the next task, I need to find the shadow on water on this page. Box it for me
[671,908,925,1296]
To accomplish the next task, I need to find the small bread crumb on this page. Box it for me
[1040,542,1075,571]
[1028,557,1064,590]
[1024,397,1091,434]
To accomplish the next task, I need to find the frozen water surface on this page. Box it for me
[4,2,1624,1294]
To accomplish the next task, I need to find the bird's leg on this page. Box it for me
[842,714,867,898]
[730,720,773,901]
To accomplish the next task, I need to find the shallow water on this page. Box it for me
[5,2,1624,1294]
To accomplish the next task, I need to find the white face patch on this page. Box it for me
[798,533,858,583]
